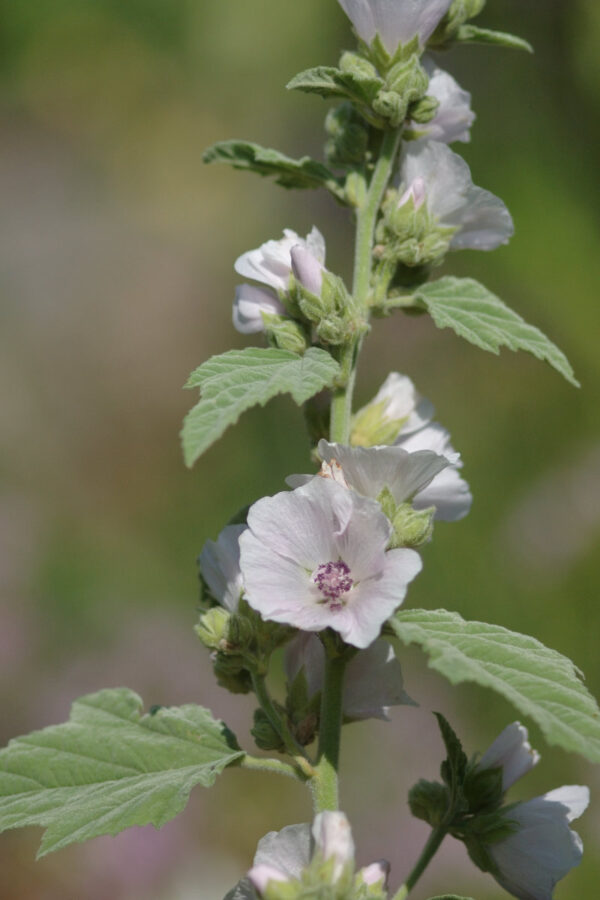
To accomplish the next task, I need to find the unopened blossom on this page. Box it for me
[337,0,453,54]
[411,57,475,144]
[478,722,540,791]
[290,244,324,296]
[488,786,589,900]
[239,478,421,648]
[397,140,514,251]
[199,524,246,612]
[233,227,325,334]
[352,373,472,521]
[285,633,414,721]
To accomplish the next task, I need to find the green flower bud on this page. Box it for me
[463,763,504,814]
[372,90,407,129]
[262,313,308,355]
[339,50,379,81]
[408,779,449,827]
[386,55,428,102]
[213,652,253,695]
[251,708,286,753]
[409,93,440,125]
[194,606,231,652]
[391,502,435,549]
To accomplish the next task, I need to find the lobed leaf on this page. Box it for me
[287,65,383,108]
[390,609,600,763]
[414,277,579,386]
[0,689,243,856]
[182,347,341,467]
[202,140,344,200]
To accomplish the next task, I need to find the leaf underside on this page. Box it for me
[0,689,243,856]
[182,347,340,467]
[415,277,578,386]
[391,609,600,763]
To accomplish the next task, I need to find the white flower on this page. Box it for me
[291,244,324,296]
[239,478,422,648]
[478,722,540,791]
[398,141,514,251]
[352,373,472,521]
[337,0,453,54]
[488,786,589,900]
[235,227,325,293]
[240,812,388,898]
[233,227,325,335]
[285,633,415,721]
[412,57,475,144]
[199,524,246,612]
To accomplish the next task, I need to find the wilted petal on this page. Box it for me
[337,0,453,53]
[489,786,589,900]
[400,141,514,251]
[233,284,286,334]
[312,812,355,882]
[199,524,246,612]
[479,722,540,791]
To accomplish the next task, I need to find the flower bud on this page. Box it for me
[312,811,355,883]
[247,864,290,896]
[194,606,231,652]
[251,708,286,753]
[391,502,436,548]
[262,314,308,355]
[357,860,390,889]
[290,245,324,296]
[409,779,450,827]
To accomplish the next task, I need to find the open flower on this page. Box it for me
[489,786,589,900]
[229,812,389,899]
[411,57,475,144]
[352,373,472,522]
[478,721,540,791]
[199,524,246,612]
[233,227,325,334]
[397,140,514,251]
[285,633,414,721]
[239,478,421,648]
[337,0,453,54]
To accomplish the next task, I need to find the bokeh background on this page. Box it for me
[0,0,599,897]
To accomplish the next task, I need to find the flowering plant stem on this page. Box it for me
[392,825,448,899]
[329,127,402,444]
[312,653,348,812]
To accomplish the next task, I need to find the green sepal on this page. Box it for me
[435,713,468,793]
[462,763,504,815]
[195,606,232,651]
[429,0,487,46]
[362,34,421,76]
[262,313,309,355]
[390,502,435,549]
[252,707,286,753]
[213,652,254,694]
[202,140,345,202]
[350,400,406,447]
[455,24,533,53]
[408,779,450,827]
[409,94,440,125]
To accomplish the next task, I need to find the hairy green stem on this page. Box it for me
[392,825,448,900]
[329,128,403,446]
[312,654,348,812]
[239,754,307,781]
[251,671,313,776]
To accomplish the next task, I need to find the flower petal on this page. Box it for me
[199,524,246,612]
[478,722,540,791]
[233,284,286,334]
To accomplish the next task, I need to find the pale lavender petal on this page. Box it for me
[312,812,354,881]
[358,860,390,887]
[337,0,452,52]
[254,823,312,879]
[479,722,540,791]
[248,865,289,894]
[417,57,475,145]
[396,423,471,521]
[318,440,448,505]
[291,245,324,295]
[489,787,589,900]
[233,284,285,334]
[199,524,246,612]
[367,372,435,434]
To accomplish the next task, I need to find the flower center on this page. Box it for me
[313,560,353,609]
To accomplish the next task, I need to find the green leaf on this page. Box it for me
[182,347,340,467]
[414,277,579,386]
[0,688,243,856]
[287,66,383,107]
[202,140,344,199]
[434,713,468,790]
[457,24,533,53]
[390,610,600,763]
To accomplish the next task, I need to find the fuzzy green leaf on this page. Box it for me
[414,277,578,386]
[390,610,600,763]
[287,66,382,107]
[182,347,340,467]
[202,140,344,199]
[0,689,243,857]
[457,24,533,53]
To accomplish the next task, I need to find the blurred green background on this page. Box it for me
[0,0,598,897]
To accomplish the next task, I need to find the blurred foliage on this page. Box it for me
[0,0,598,898]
